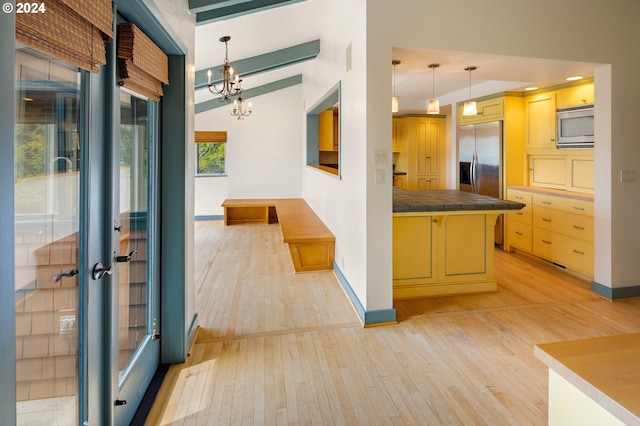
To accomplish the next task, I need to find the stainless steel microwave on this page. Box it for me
[556,104,594,149]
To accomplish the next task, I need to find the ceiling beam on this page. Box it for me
[195,39,319,90]
[195,74,302,114]
[193,0,306,25]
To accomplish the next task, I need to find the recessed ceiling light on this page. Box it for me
[22,97,33,102]
[524,86,538,91]
[566,75,583,81]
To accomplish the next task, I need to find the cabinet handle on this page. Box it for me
[542,201,552,205]
[516,212,523,216]
[573,225,585,230]
[572,206,585,211]
[542,218,552,222]
[573,249,585,255]
[542,239,552,244]
[515,196,523,200]
[515,231,524,236]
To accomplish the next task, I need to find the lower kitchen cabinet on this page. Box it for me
[393,211,502,299]
[506,187,594,278]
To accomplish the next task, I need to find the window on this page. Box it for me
[307,82,340,176]
[195,131,227,175]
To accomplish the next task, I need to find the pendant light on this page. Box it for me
[463,66,478,116]
[426,63,440,114]
[392,60,400,113]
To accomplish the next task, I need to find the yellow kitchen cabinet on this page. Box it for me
[318,109,336,151]
[393,211,504,299]
[505,189,533,252]
[400,116,445,190]
[458,97,505,125]
[529,156,566,189]
[392,215,432,281]
[556,80,594,109]
[416,176,439,190]
[506,187,594,278]
[392,119,399,152]
[526,93,556,149]
[528,154,594,193]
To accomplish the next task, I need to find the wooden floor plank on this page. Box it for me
[145,221,640,425]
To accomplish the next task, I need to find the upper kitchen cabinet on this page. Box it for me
[526,93,556,149]
[319,107,338,152]
[556,79,594,109]
[458,97,505,125]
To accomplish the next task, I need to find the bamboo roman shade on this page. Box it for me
[117,23,169,102]
[15,0,113,73]
[195,131,228,143]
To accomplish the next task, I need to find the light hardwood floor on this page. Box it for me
[146,221,640,425]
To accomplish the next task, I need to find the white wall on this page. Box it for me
[195,85,304,216]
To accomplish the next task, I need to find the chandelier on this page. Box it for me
[207,36,243,102]
[230,96,252,120]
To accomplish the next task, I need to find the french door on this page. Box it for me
[14,46,160,425]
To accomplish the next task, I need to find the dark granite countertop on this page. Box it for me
[393,188,526,213]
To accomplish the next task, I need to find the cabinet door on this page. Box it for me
[416,121,440,177]
[527,95,556,148]
[530,156,566,188]
[393,216,432,280]
[318,109,334,151]
[416,177,438,190]
[556,83,594,109]
[392,119,399,152]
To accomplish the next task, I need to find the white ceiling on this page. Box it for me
[391,46,602,115]
[194,2,604,115]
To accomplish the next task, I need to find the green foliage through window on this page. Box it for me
[197,142,225,175]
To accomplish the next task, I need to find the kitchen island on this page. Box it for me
[393,188,525,299]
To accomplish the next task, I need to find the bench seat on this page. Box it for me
[222,198,335,273]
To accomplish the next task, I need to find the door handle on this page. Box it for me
[115,250,138,263]
[53,269,79,282]
[92,263,113,280]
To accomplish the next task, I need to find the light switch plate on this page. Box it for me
[620,169,636,183]
[373,150,387,166]
[375,168,385,184]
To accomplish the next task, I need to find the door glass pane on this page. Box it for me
[15,48,81,425]
[118,90,150,378]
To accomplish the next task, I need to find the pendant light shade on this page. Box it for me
[426,63,440,114]
[392,60,400,113]
[463,66,477,116]
[463,100,478,116]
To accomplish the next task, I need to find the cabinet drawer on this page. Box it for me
[507,189,532,204]
[557,237,594,276]
[533,228,593,276]
[533,207,594,242]
[508,221,532,252]
[508,205,532,225]
[533,228,561,260]
[533,193,593,216]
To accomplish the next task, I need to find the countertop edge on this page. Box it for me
[508,186,594,202]
[534,340,640,426]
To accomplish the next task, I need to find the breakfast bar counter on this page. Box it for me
[534,333,640,425]
[392,188,524,299]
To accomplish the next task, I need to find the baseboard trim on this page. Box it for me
[591,281,640,299]
[333,262,396,326]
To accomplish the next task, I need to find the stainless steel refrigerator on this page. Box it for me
[458,121,504,243]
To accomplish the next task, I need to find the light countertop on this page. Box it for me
[535,333,640,425]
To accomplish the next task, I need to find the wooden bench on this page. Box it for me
[222,198,335,273]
